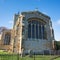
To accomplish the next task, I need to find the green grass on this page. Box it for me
[0,50,12,54]
[0,54,17,60]
[54,57,60,60]
[20,55,57,60]
[20,55,51,60]
[0,51,59,60]
[0,55,58,60]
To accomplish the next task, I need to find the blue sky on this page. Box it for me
[0,0,60,41]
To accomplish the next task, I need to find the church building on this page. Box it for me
[0,10,55,54]
[13,10,55,54]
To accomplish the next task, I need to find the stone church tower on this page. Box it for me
[13,10,55,54]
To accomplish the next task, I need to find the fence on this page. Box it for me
[0,54,59,60]
[0,50,60,60]
[0,54,53,60]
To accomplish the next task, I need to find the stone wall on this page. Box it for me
[23,39,52,54]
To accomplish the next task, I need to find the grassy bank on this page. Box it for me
[0,54,58,60]
[54,57,60,60]
[0,50,60,60]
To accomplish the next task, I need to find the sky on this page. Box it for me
[0,0,60,41]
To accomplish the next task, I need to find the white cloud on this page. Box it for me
[52,19,60,27]
[57,20,60,25]
[9,20,13,24]
[42,12,48,15]
[52,20,60,41]
[8,20,14,29]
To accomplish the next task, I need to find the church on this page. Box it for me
[0,10,55,54]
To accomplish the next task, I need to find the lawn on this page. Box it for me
[54,57,60,60]
[0,50,59,60]
[0,55,58,60]
[20,55,56,60]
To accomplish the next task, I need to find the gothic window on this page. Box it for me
[22,26,25,35]
[52,29,54,38]
[4,33,11,45]
[42,25,44,38]
[36,24,38,39]
[39,25,42,39]
[32,24,35,38]
[42,25,47,39]
[28,24,31,38]
[28,19,47,39]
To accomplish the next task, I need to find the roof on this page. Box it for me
[21,10,50,19]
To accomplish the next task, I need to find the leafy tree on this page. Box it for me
[55,41,60,50]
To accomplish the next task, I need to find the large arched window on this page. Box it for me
[28,19,47,39]
[4,33,11,45]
